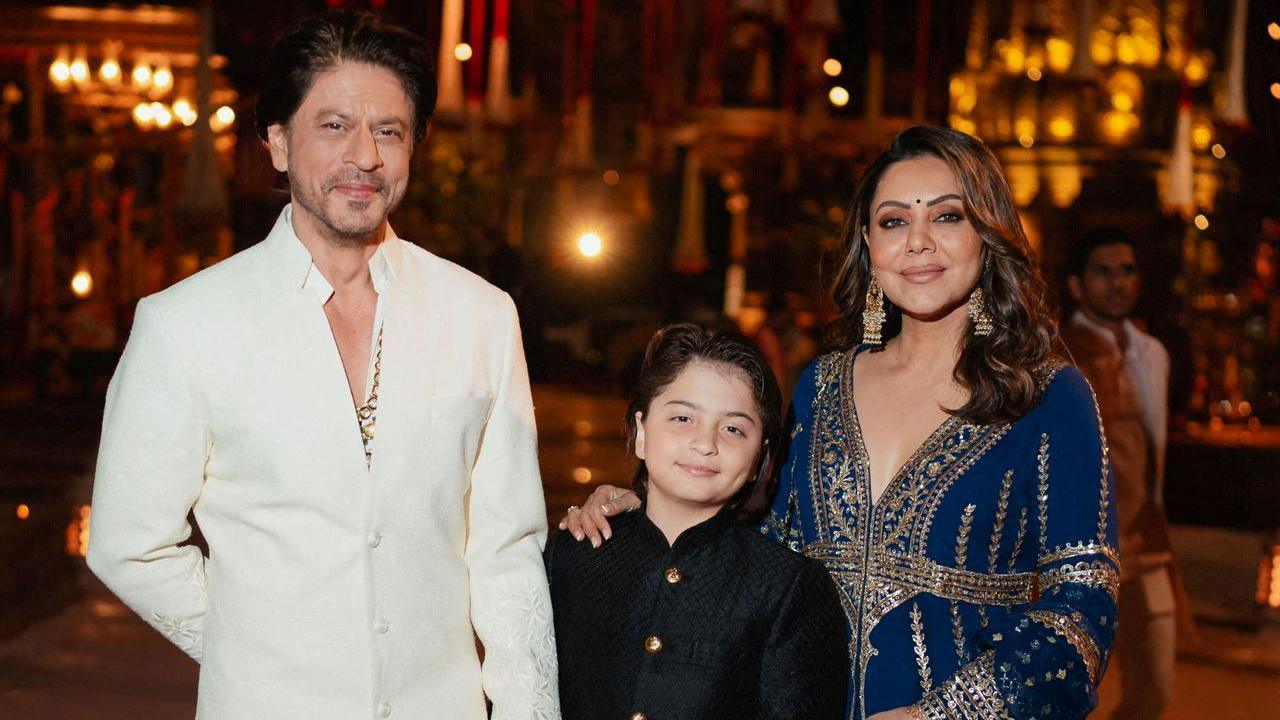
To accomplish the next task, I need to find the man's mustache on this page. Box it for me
[324,173,386,192]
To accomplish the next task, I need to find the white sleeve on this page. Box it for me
[87,298,210,662]
[464,295,560,719]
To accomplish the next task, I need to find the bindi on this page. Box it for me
[915,198,921,204]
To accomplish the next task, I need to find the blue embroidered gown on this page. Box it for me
[762,349,1119,720]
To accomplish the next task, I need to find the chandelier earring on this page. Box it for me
[862,271,886,346]
[969,286,994,336]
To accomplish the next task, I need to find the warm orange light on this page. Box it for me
[1268,22,1280,41]
[1112,92,1135,112]
[210,105,236,132]
[1272,82,1280,100]
[822,58,842,77]
[454,43,473,62]
[16,503,30,520]
[577,232,603,258]
[70,269,93,297]
[1026,67,1043,82]
[1185,55,1209,84]
[602,169,620,186]
[1192,123,1213,151]
[571,467,593,484]
[1046,38,1073,73]
[151,102,173,129]
[1211,143,1227,159]
[131,62,152,89]
[99,58,121,84]
[1194,214,1210,231]
[828,86,850,107]
[1048,116,1075,141]
[152,65,173,92]
[132,102,154,128]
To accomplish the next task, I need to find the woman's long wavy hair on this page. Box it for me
[830,126,1062,425]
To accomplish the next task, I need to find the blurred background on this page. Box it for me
[1,0,1279,717]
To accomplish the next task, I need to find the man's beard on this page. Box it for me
[290,170,396,245]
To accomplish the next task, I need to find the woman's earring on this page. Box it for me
[969,286,994,336]
[863,272,886,346]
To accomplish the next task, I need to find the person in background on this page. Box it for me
[547,324,849,719]
[1063,228,1190,720]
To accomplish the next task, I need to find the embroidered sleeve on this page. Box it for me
[466,296,560,719]
[87,298,209,663]
[915,368,1118,720]
[760,360,820,553]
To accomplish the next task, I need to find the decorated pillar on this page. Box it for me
[486,0,512,122]
[436,0,465,116]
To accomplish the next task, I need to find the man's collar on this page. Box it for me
[266,204,401,298]
[1070,309,1136,349]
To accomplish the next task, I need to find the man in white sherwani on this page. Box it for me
[87,11,559,719]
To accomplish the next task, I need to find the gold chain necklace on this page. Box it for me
[356,328,383,467]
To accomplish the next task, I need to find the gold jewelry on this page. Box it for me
[969,286,994,336]
[356,327,384,467]
[862,270,886,346]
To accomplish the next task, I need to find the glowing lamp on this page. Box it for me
[70,270,93,297]
[577,232,603,258]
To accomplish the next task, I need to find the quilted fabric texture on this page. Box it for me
[546,507,849,719]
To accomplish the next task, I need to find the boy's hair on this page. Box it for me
[626,324,783,524]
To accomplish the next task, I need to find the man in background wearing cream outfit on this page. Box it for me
[87,11,558,719]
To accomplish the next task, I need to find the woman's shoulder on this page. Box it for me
[793,348,856,402]
[1020,361,1100,428]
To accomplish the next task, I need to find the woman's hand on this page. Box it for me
[557,484,641,547]
[867,707,920,720]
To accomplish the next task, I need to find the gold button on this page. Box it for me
[664,567,682,584]
[644,635,663,654]
[630,713,648,720]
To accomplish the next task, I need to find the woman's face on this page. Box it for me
[865,156,985,321]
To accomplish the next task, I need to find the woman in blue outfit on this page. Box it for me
[563,126,1118,720]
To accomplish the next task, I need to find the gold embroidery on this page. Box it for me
[1078,374,1113,546]
[988,471,1013,573]
[1026,609,1102,683]
[911,602,933,692]
[1008,507,1029,573]
[1036,541,1121,569]
[952,504,976,664]
[807,546,1038,607]
[914,650,1009,720]
[1036,433,1050,557]
[1039,560,1120,602]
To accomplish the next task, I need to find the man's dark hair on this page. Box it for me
[255,10,437,143]
[1067,227,1136,278]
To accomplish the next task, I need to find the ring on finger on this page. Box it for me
[567,505,580,512]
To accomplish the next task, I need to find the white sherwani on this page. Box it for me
[88,207,560,720]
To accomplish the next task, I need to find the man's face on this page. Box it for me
[1069,242,1139,322]
[266,61,414,244]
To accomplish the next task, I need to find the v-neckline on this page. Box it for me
[843,347,961,509]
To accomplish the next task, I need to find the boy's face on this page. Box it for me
[634,362,763,513]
